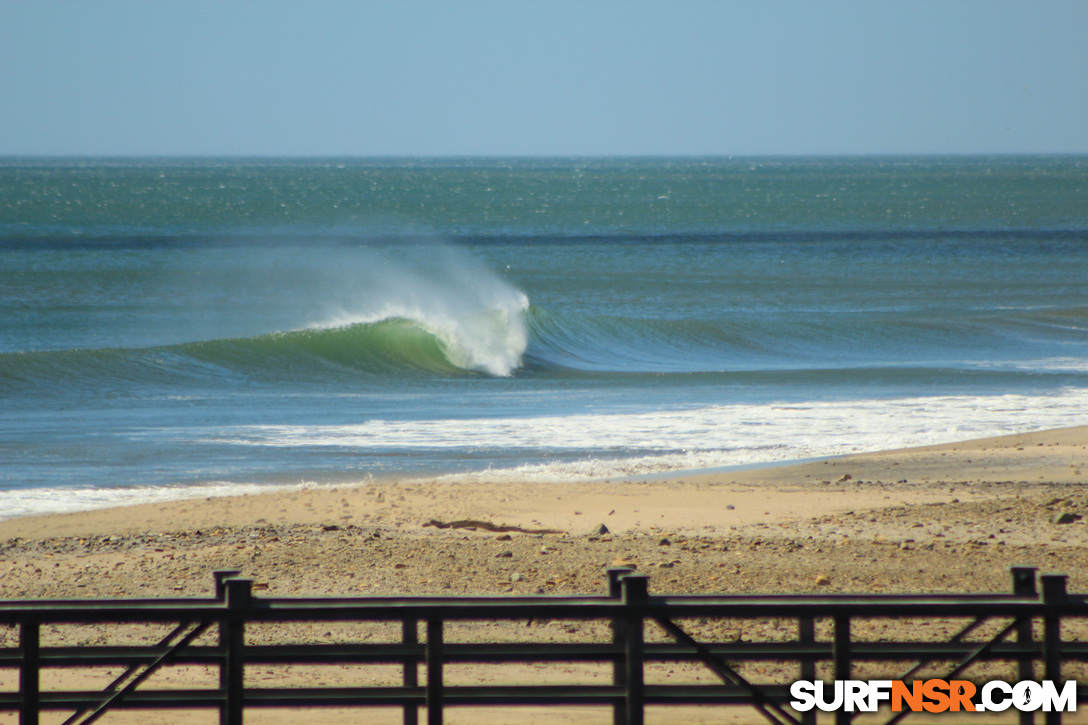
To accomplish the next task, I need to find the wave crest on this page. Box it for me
[305,244,530,376]
[251,299,530,378]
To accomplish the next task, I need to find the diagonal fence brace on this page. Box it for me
[59,620,196,725]
[881,617,1021,725]
[894,615,991,683]
[61,619,213,725]
[652,615,801,725]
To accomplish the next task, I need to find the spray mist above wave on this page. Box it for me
[291,242,529,377]
[7,240,533,381]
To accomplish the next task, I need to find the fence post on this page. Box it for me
[608,567,633,598]
[608,568,633,725]
[799,615,817,725]
[403,618,419,725]
[1041,575,1067,725]
[426,619,444,725]
[620,575,648,725]
[222,578,253,725]
[214,569,243,600]
[19,620,39,725]
[215,568,244,724]
[1011,566,1038,598]
[1011,566,1038,725]
[833,616,851,725]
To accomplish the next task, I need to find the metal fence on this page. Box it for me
[1,566,1085,725]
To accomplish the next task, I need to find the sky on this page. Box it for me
[1,0,1086,157]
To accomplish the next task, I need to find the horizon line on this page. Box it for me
[2,151,1087,161]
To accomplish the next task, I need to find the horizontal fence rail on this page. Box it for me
[0,566,1085,725]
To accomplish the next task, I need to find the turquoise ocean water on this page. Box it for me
[2,156,1087,518]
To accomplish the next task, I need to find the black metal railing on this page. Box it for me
[1,566,1085,725]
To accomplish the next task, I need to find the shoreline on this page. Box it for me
[1,425,1086,543]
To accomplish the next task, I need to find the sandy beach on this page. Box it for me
[3,426,1088,724]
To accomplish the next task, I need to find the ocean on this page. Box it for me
[2,156,1087,519]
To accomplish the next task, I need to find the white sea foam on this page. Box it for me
[207,389,1088,481]
[0,481,302,522]
[7,390,1083,521]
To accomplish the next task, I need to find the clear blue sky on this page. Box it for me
[1,0,1086,156]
